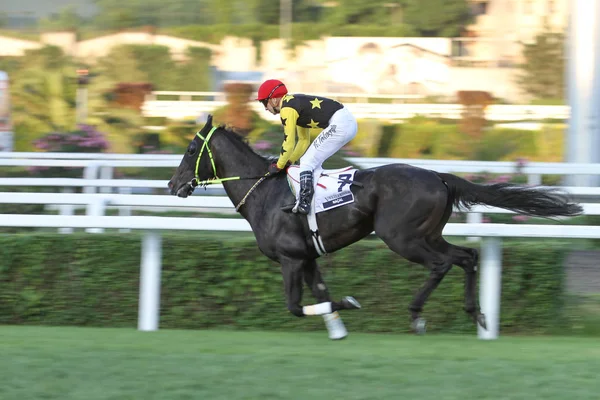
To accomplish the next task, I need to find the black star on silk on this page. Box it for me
[281,117,287,126]
[283,133,288,142]
[280,146,287,156]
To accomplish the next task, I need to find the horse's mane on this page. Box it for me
[199,116,273,163]
[220,124,271,161]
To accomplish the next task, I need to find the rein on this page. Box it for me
[234,172,270,212]
[190,126,272,211]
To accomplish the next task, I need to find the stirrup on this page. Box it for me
[281,203,295,212]
[292,201,301,214]
[294,199,311,215]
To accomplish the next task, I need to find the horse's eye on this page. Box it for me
[187,142,197,156]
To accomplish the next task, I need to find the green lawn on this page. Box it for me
[1,326,598,400]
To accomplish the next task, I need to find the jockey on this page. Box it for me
[256,79,357,215]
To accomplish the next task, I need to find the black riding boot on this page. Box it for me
[294,171,314,215]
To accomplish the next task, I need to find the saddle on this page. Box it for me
[284,166,359,214]
[283,166,361,257]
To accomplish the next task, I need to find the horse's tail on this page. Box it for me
[438,173,583,217]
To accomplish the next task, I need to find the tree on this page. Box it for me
[402,0,472,37]
[39,6,84,31]
[517,29,565,101]
[8,46,77,145]
[326,0,399,25]
[7,45,144,152]
[95,46,148,84]
[172,47,213,91]
[92,0,136,29]
[0,12,8,28]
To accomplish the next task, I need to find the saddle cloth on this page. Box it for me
[286,165,357,213]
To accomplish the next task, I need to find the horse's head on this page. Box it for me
[168,115,218,198]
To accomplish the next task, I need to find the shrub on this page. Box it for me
[28,125,109,178]
[388,116,461,159]
[33,125,109,153]
[112,82,153,110]
[0,233,580,335]
[457,90,493,139]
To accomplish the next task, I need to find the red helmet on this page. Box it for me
[256,79,288,101]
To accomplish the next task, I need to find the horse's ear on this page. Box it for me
[206,114,213,127]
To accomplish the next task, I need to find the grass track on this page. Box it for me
[1,326,599,400]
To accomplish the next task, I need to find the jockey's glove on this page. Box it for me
[268,162,282,174]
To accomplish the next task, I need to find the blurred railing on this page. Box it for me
[3,154,600,234]
[142,92,569,121]
[146,91,427,103]
[2,153,598,187]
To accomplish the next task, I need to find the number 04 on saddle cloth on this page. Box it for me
[286,165,357,213]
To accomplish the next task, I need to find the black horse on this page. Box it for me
[168,115,582,334]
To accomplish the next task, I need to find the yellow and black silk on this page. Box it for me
[276,94,343,169]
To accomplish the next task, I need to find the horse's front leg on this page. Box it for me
[280,257,306,318]
[280,257,361,319]
[304,259,350,340]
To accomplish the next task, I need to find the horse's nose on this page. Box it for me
[168,180,176,195]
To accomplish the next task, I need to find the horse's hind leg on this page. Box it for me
[303,259,331,303]
[379,235,454,334]
[434,239,486,329]
[304,260,350,340]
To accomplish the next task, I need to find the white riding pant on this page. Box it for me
[299,107,357,175]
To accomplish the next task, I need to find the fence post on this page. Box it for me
[478,237,502,340]
[58,187,75,234]
[83,162,99,194]
[138,231,162,331]
[466,212,483,241]
[99,165,113,193]
[118,186,132,233]
[527,174,542,186]
[85,197,107,233]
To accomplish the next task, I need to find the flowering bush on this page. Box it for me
[33,125,110,153]
[29,125,110,179]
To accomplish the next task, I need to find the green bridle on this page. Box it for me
[191,126,241,188]
[191,126,271,212]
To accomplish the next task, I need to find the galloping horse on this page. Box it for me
[168,115,582,337]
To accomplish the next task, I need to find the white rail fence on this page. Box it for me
[145,91,427,103]
[1,190,600,340]
[3,154,600,233]
[141,91,570,122]
[5,153,600,187]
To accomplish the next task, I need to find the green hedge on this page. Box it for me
[0,233,578,334]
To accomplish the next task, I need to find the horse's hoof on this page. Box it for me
[342,296,361,310]
[323,312,348,340]
[412,318,426,335]
[477,313,487,330]
[330,333,348,340]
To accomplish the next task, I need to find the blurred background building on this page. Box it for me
[0,0,594,166]
[460,0,568,65]
[0,0,570,101]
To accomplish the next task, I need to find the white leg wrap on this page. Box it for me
[323,312,348,340]
[302,302,332,316]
